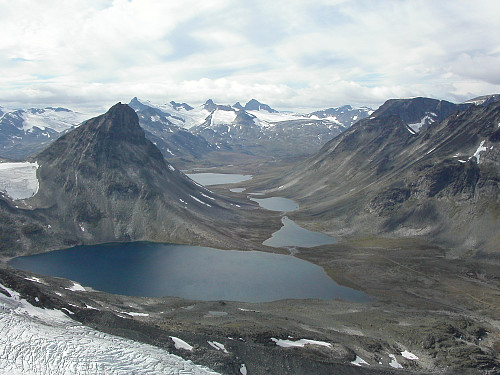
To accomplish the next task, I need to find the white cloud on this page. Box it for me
[1,0,499,111]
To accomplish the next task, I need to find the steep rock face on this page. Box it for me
[275,100,500,254]
[28,104,250,249]
[372,97,469,132]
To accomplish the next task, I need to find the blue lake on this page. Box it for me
[250,197,299,212]
[186,173,252,186]
[9,242,370,303]
[264,217,337,248]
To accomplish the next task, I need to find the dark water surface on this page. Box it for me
[186,173,252,186]
[9,242,370,302]
[250,197,299,212]
[264,217,337,248]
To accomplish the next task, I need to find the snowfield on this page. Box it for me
[0,161,39,199]
[0,283,219,375]
[20,108,90,133]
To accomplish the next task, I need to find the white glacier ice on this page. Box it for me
[0,161,39,200]
[0,283,218,374]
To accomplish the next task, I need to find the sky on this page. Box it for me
[1,0,500,113]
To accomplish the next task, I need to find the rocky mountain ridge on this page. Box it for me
[269,99,500,255]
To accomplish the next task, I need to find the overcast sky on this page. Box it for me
[1,0,500,112]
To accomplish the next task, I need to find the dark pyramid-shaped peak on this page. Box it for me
[37,103,164,167]
[88,102,144,139]
[244,99,277,113]
[203,99,217,112]
[233,102,244,110]
[129,97,151,112]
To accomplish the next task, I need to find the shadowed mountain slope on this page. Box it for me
[271,100,500,255]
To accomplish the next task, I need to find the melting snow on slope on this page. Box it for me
[190,195,212,207]
[66,282,86,292]
[351,355,370,366]
[388,354,403,369]
[0,162,39,200]
[0,283,218,375]
[401,350,418,360]
[271,338,331,348]
[470,140,488,163]
[408,112,436,132]
[170,337,194,351]
[208,341,229,354]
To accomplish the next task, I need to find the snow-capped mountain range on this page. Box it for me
[0,107,91,160]
[128,97,374,159]
[0,98,373,161]
[2,94,498,162]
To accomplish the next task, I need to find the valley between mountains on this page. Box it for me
[0,96,498,374]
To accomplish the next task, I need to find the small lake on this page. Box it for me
[186,173,252,186]
[9,242,370,303]
[250,197,299,212]
[264,217,337,248]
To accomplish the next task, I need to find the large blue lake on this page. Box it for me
[9,242,370,303]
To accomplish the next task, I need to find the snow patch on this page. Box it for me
[351,355,369,367]
[470,140,487,163]
[408,112,436,132]
[126,312,149,317]
[401,350,418,360]
[200,192,215,200]
[389,354,403,369]
[0,161,39,200]
[170,336,193,351]
[208,341,229,354]
[66,282,86,292]
[190,195,212,207]
[271,338,331,348]
[168,164,175,172]
[238,308,260,313]
[24,276,44,284]
[425,147,436,155]
[240,364,247,375]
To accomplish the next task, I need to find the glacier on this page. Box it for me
[0,283,219,375]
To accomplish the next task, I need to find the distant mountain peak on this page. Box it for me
[37,102,164,168]
[244,99,277,113]
[91,102,146,141]
[169,101,193,111]
[464,94,500,106]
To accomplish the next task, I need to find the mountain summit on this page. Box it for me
[29,103,255,249]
